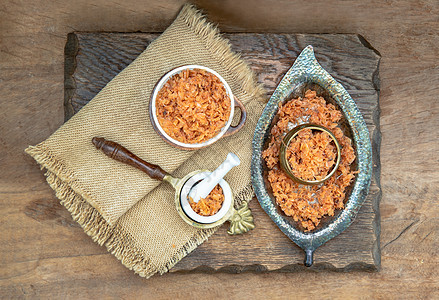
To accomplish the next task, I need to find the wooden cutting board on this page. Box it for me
[64,32,381,272]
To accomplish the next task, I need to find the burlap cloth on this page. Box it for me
[26,4,265,278]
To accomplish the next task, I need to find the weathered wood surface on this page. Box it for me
[65,32,381,271]
[2,0,439,298]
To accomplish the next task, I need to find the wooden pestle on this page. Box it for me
[92,137,168,181]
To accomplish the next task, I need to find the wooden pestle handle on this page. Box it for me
[92,137,168,181]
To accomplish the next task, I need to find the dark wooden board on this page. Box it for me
[64,32,381,272]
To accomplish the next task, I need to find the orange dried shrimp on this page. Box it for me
[262,90,356,231]
[189,184,224,216]
[156,68,231,144]
[286,129,337,181]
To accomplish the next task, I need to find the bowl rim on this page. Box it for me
[150,65,235,149]
[179,171,233,224]
[279,123,341,185]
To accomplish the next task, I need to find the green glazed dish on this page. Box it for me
[251,46,372,266]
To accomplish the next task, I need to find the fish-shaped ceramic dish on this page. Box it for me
[251,46,372,266]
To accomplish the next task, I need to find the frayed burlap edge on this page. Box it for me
[179,4,265,101]
[26,145,167,278]
[234,183,254,208]
[25,144,112,219]
[26,143,248,278]
[106,224,217,278]
[26,144,113,245]
[25,3,261,278]
[45,171,113,245]
[26,144,218,278]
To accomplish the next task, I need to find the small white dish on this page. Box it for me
[180,171,233,224]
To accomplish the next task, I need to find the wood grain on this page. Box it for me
[65,32,381,271]
[1,0,438,298]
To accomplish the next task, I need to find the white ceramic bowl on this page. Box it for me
[149,65,246,150]
[179,171,233,224]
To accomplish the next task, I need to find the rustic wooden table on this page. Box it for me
[1,0,438,298]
